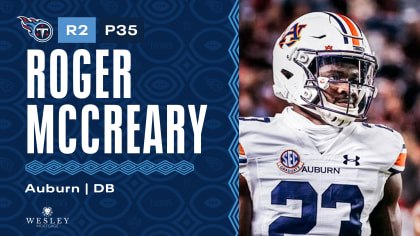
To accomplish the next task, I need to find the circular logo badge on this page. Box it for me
[18,16,53,43]
[277,150,304,174]
[33,22,53,42]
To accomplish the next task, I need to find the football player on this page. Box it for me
[239,12,407,236]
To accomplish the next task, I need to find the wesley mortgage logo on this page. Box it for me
[26,206,70,228]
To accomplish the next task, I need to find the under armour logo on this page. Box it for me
[343,155,360,166]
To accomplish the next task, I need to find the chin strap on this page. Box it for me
[316,108,354,127]
[298,104,353,128]
[297,94,357,128]
[316,92,357,127]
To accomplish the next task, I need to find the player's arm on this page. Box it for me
[369,173,403,236]
[239,173,252,236]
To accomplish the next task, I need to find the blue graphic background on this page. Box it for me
[0,0,239,235]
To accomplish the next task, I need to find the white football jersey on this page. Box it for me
[239,107,406,236]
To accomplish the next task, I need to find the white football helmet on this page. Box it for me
[273,12,378,127]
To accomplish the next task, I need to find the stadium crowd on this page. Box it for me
[239,0,420,234]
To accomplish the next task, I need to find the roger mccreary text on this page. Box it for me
[26,49,207,154]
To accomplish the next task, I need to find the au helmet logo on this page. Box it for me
[279,23,306,48]
[277,150,304,174]
[18,16,53,42]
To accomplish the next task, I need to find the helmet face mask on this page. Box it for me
[304,52,377,125]
[272,12,378,127]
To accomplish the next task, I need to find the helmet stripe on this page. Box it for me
[335,13,361,46]
[325,12,349,44]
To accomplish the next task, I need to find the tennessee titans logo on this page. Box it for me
[277,150,304,174]
[18,16,53,42]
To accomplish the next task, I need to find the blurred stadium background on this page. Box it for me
[239,0,420,234]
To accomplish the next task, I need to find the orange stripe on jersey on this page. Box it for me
[394,152,407,167]
[336,13,360,46]
[239,142,245,155]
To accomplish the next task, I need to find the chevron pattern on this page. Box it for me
[227,0,239,234]
[25,160,194,176]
